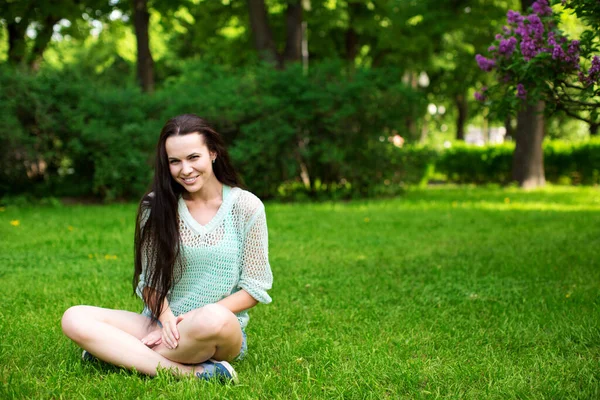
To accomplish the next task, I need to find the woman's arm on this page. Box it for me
[217,290,258,314]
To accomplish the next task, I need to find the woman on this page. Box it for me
[61,114,273,383]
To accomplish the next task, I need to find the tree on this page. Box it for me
[555,0,600,135]
[132,0,154,92]
[0,1,113,70]
[247,0,278,64]
[474,0,600,188]
[246,0,304,68]
[425,0,519,141]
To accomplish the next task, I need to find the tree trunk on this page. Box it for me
[28,16,61,71]
[590,122,598,135]
[512,101,546,188]
[7,20,27,66]
[402,71,418,139]
[454,93,467,141]
[132,0,155,93]
[504,116,515,141]
[247,0,278,64]
[345,2,361,63]
[283,1,303,64]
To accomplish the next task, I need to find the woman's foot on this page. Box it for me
[195,359,238,384]
[81,350,98,362]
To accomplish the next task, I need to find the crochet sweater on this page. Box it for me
[137,185,273,328]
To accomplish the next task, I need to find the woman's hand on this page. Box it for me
[140,329,162,348]
[160,314,186,349]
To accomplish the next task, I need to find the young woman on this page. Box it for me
[61,114,273,383]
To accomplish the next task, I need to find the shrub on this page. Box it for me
[544,139,600,185]
[436,142,514,184]
[2,62,598,203]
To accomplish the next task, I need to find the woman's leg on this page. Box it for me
[61,304,243,376]
[152,304,244,365]
[61,306,194,376]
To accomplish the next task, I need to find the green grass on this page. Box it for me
[1,185,599,399]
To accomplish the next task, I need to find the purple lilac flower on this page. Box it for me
[568,40,580,56]
[488,45,496,52]
[507,10,523,24]
[514,23,531,38]
[552,45,565,60]
[527,14,544,39]
[521,37,540,60]
[588,55,600,83]
[516,83,527,100]
[476,54,496,71]
[532,0,552,16]
[474,86,488,101]
[568,41,579,53]
[547,31,557,47]
[498,36,517,57]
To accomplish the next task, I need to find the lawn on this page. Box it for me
[1,185,599,399]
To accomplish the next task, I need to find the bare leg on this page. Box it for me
[61,306,193,376]
[61,304,243,376]
[153,304,243,365]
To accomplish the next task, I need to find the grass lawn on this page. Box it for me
[0,185,599,399]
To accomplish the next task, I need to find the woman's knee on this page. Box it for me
[61,305,92,342]
[187,304,238,340]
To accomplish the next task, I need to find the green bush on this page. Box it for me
[436,142,514,184]
[161,61,427,198]
[385,144,439,186]
[1,62,429,201]
[0,67,90,197]
[544,140,600,185]
[2,62,598,203]
[395,139,600,186]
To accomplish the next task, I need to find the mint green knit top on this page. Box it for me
[137,185,273,328]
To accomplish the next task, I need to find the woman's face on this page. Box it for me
[165,132,216,194]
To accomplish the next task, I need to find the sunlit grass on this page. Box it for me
[0,185,599,398]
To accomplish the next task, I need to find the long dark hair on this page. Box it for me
[133,114,242,321]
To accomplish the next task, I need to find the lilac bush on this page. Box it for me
[474,0,600,119]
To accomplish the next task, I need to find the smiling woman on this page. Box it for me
[166,134,217,201]
[61,114,273,383]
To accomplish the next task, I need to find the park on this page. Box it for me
[1,0,599,398]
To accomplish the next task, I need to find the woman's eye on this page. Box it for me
[191,155,199,159]
[169,160,179,164]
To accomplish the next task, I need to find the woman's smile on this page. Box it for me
[181,176,199,185]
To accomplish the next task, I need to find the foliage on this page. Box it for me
[431,138,600,185]
[0,62,426,201]
[0,0,115,67]
[1,58,598,202]
[474,0,600,124]
[544,138,600,184]
[0,66,89,197]
[1,187,600,397]
[436,142,515,184]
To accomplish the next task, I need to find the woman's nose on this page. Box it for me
[182,161,193,174]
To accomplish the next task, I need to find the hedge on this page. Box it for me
[432,140,600,186]
[1,63,598,203]
[0,62,426,201]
